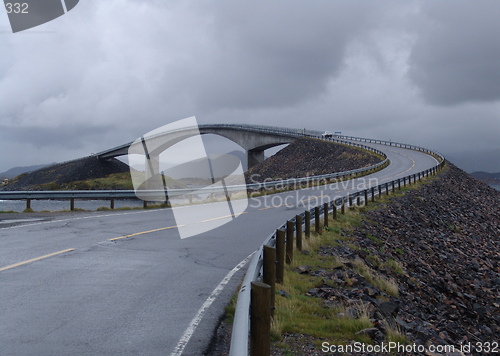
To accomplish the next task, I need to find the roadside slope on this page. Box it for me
[245,138,382,183]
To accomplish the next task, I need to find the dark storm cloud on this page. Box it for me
[409,0,500,106]
[0,123,114,150]
[191,1,381,110]
[0,0,499,172]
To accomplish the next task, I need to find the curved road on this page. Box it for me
[0,142,438,356]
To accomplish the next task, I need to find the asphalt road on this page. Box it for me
[0,143,438,356]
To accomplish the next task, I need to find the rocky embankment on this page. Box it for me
[210,163,500,355]
[1,157,130,191]
[301,163,500,353]
[245,138,382,183]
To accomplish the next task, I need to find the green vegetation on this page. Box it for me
[267,163,444,352]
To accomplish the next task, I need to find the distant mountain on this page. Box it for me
[0,163,55,180]
[163,150,247,180]
[470,171,500,184]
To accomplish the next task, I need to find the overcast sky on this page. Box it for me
[1,0,499,173]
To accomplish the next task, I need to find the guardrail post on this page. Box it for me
[263,245,276,318]
[250,281,271,356]
[305,211,310,238]
[341,197,345,215]
[348,194,352,208]
[398,179,401,191]
[378,185,382,197]
[364,189,368,206]
[286,221,294,264]
[143,200,148,209]
[26,199,31,210]
[305,211,311,238]
[392,181,395,193]
[70,198,75,211]
[332,203,337,220]
[371,187,375,202]
[276,230,285,283]
[315,207,320,233]
[413,174,416,183]
[295,215,302,251]
[357,193,360,206]
[418,172,421,181]
[110,198,115,209]
[323,203,328,227]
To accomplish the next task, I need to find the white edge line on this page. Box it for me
[170,252,255,356]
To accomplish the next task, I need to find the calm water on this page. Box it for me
[0,199,146,213]
[490,184,500,191]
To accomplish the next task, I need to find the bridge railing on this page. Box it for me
[228,136,445,356]
[0,134,389,210]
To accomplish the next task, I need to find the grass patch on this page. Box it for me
[352,259,399,297]
[268,163,445,350]
[384,258,404,275]
[0,210,16,213]
[115,206,132,211]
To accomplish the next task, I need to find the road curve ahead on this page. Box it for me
[0,141,438,356]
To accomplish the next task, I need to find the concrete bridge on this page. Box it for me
[96,124,321,170]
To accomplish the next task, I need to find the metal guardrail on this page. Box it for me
[229,135,445,356]
[0,134,388,207]
[94,123,322,158]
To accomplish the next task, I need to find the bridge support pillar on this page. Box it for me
[247,149,265,170]
[144,154,165,201]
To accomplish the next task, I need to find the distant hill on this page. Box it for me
[245,138,382,183]
[163,150,247,180]
[1,157,131,191]
[0,163,55,180]
[470,171,500,184]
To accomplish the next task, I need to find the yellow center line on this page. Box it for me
[259,206,276,211]
[0,248,74,273]
[202,212,247,223]
[109,225,184,241]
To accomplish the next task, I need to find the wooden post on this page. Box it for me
[378,185,382,197]
[143,200,148,209]
[315,207,320,233]
[392,181,395,193]
[263,245,276,317]
[371,187,375,202]
[398,179,401,191]
[275,230,285,284]
[110,198,115,209]
[385,183,389,195]
[348,194,352,208]
[305,211,310,238]
[286,221,294,264]
[364,189,368,206]
[26,199,31,210]
[295,215,303,251]
[250,281,271,356]
[70,198,75,211]
[332,203,337,220]
[404,176,406,187]
[341,197,345,215]
[357,194,360,206]
[323,203,328,227]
